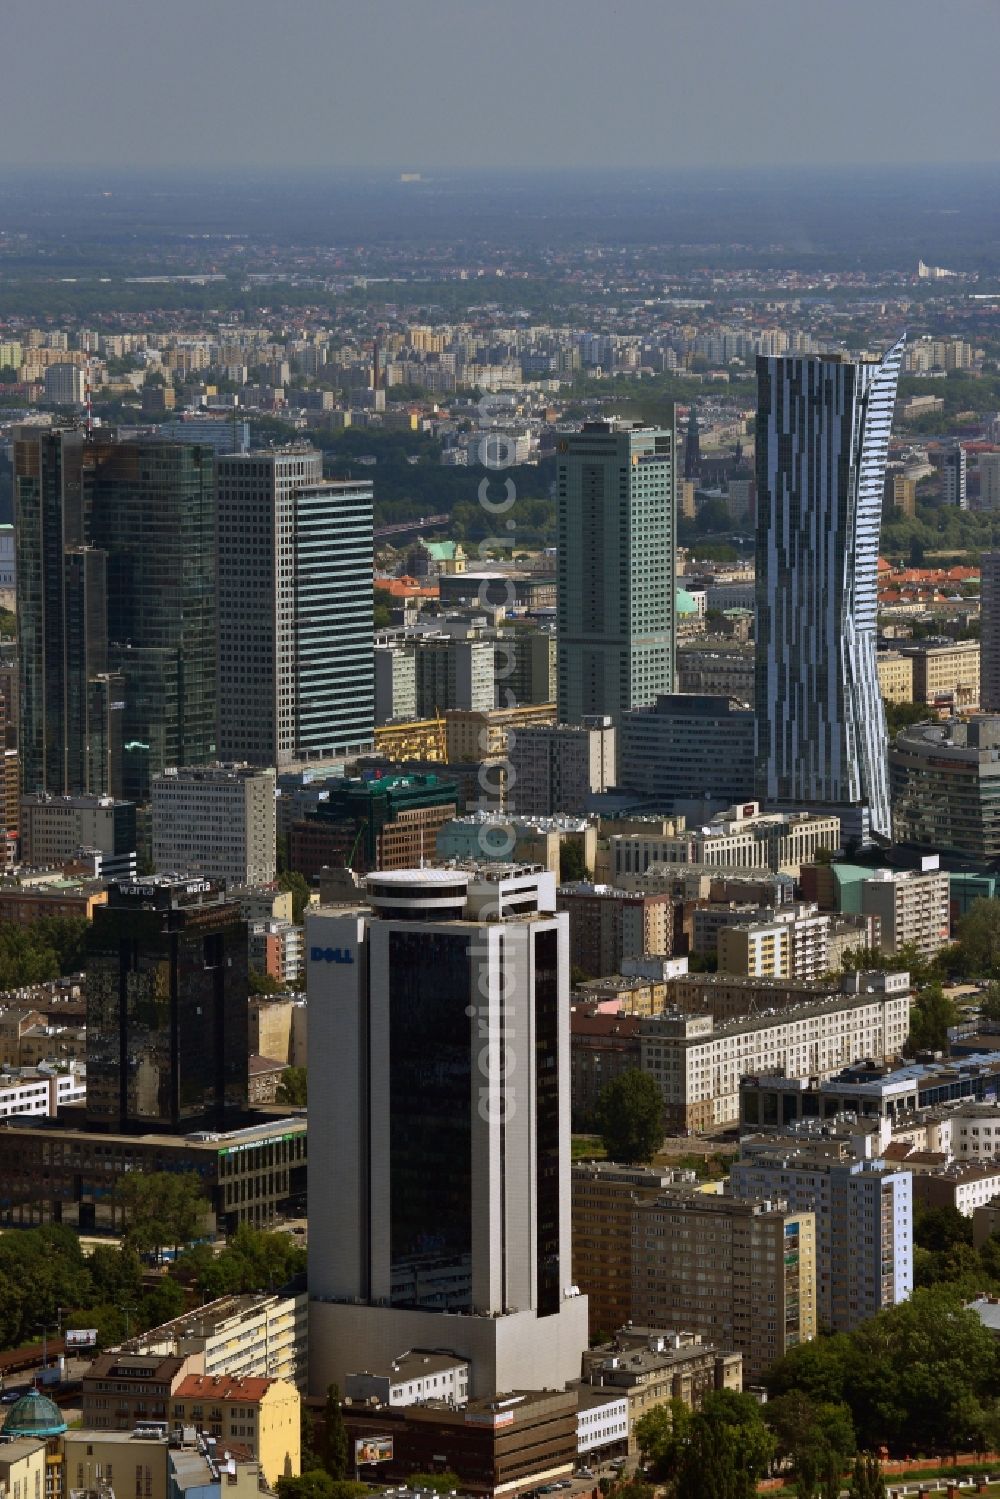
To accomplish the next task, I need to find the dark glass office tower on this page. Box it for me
[85,876,249,1132]
[85,441,217,802]
[15,426,122,796]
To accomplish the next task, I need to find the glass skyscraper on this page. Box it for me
[556,418,676,725]
[754,338,905,844]
[85,440,217,803]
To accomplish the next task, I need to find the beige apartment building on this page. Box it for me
[902,639,980,710]
[580,1329,742,1454]
[877,651,914,704]
[120,1291,308,1390]
[558,884,675,977]
[717,905,830,981]
[443,702,556,763]
[572,1163,681,1338]
[859,867,951,958]
[640,979,912,1132]
[151,764,276,887]
[630,1189,817,1380]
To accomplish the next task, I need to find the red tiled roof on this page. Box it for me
[173,1375,274,1404]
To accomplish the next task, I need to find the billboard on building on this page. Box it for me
[65,1329,98,1348]
[355,1437,394,1465]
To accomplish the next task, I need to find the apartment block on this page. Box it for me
[859,866,950,958]
[717,903,830,981]
[902,638,980,711]
[579,1328,742,1454]
[168,1374,300,1487]
[19,792,136,877]
[732,1139,912,1333]
[640,983,911,1132]
[630,1189,816,1380]
[617,694,755,805]
[412,634,495,715]
[877,650,914,704]
[152,764,276,887]
[557,883,675,978]
[119,1292,307,1390]
[509,716,615,816]
[570,1013,642,1127]
[890,717,1000,863]
[572,1163,683,1338]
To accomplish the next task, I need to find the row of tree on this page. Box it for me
[0,915,89,989]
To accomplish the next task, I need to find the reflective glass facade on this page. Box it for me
[86,885,249,1132]
[388,928,473,1310]
[534,927,561,1316]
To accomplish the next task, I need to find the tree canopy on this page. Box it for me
[595,1068,664,1163]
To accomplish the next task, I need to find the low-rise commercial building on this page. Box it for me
[19,794,137,879]
[0,1062,85,1120]
[0,1113,307,1232]
[289,771,458,878]
[344,1350,470,1409]
[436,812,595,878]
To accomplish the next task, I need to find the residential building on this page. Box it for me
[374,645,416,724]
[19,793,136,878]
[14,426,122,798]
[216,451,373,767]
[617,694,755,806]
[0,1111,306,1232]
[890,717,1000,862]
[982,554,1000,712]
[557,884,675,977]
[43,362,86,406]
[859,866,951,957]
[0,1438,48,1499]
[509,717,615,815]
[755,342,905,843]
[84,877,248,1132]
[557,419,676,723]
[84,440,217,802]
[412,635,495,716]
[571,1163,685,1336]
[732,1136,913,1332]
[979,454,1000,513]
[570,1012,642,1127]
[902,638,980,711]
[0,874,108,925]
[677,640,754,699]
[892,474,917,517]
[443,704,557,764]
[717,903,830,981]
[499,626,556,706]
[289,771,458,878]
[0,1063,85,1120]
[877,651,914,704]
[610,804,840,880]
[640,979,911,1132]
[81,1351,201,1429]
[122,1292,307,1390]
[630,1189,816,1380]
[248,920,303,987]
[579,1328,741,1455]
[306,866,589,1398]
[909,1162,1000,1217]
[152,764,276,887]
[168,1374,300,1487]
[942,443,967,509]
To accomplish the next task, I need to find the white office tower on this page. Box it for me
[755,339,904,844]
[306,866,588,1398]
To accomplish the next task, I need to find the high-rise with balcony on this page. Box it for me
[755,340,904,843]
[557,419,676,724]
[216,451,374,768]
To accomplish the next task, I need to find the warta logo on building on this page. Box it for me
[310,946,355,964]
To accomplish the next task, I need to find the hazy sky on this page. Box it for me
[3,0,999,172]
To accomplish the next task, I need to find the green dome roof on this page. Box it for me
[2,1389,67,1438]
[676,588,700,615]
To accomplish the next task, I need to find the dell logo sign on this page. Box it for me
[310,946,355,965]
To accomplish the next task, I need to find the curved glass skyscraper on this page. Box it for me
[754,337,905,844]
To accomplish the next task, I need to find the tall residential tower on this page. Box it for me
[556,419,676,725]
[755,340,904,843]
